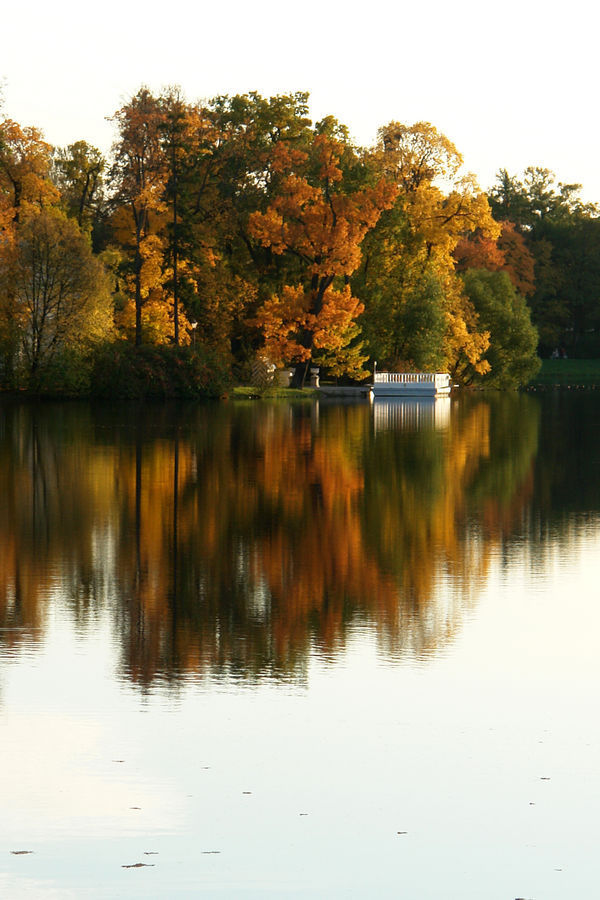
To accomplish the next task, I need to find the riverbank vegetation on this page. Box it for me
[1,88,599,396]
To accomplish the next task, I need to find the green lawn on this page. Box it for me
[231,385,319,400]
[530,359,600,386]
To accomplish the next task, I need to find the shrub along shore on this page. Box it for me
[3,354,598,401]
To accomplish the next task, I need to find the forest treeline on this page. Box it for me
[1,88,598,395]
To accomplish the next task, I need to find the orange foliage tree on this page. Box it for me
[454,221,535,298]
[249,134,397,382]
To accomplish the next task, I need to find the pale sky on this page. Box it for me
[3,0,600,201]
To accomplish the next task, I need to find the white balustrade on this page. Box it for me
[373,372,448,384]
[371,372,452,396]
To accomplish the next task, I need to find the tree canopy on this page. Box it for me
[488,167,600,354]
[19,88,600,394]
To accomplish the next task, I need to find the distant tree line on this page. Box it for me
[1,88,595,395]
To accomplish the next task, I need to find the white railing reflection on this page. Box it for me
[372,397,452,432]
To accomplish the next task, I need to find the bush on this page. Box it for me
[90,341,232,399]
[29,346,95,396]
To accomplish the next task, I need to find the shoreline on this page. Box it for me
[4,359,600,402]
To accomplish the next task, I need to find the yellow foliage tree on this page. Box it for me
[0,118,58,230]
[356,122,498,376]
[109,89,169,346]
[1,208,113,384]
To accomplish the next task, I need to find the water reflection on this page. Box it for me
[0,394,544,685]
[371,396,451,432]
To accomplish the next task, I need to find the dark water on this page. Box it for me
[1,393,599,898]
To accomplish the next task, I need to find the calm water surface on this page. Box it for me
[1,393,599,898]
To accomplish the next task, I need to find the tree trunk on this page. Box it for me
[172,147,179,347]
[291,360,310,389]
[134,243,142,347]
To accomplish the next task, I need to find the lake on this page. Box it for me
[1,392,599,898]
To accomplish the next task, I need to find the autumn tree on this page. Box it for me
[453,230,505,273]
[0,118,57,229]
[496,222,535,297]
[108,86,254,354]
[209,91,313,241]
[249,132,397,383]
[109,88,167,346]
[195,92,314,360]
[454,221,535,298]
[0,118,61,384]
[4,208,113,387]
[159,88,193,346]
[157,88,236,352]
[354,122,497,378]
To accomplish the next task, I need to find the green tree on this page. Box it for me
[461,269,540,388]
[531,217,600,351]
[489,167,600,354]
[489,167,595,230]
[52,140,105,233]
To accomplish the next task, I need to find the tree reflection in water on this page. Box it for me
[0,394,541,685]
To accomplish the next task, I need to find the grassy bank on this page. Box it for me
[231,386,319,400]
[528,359,600,388]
